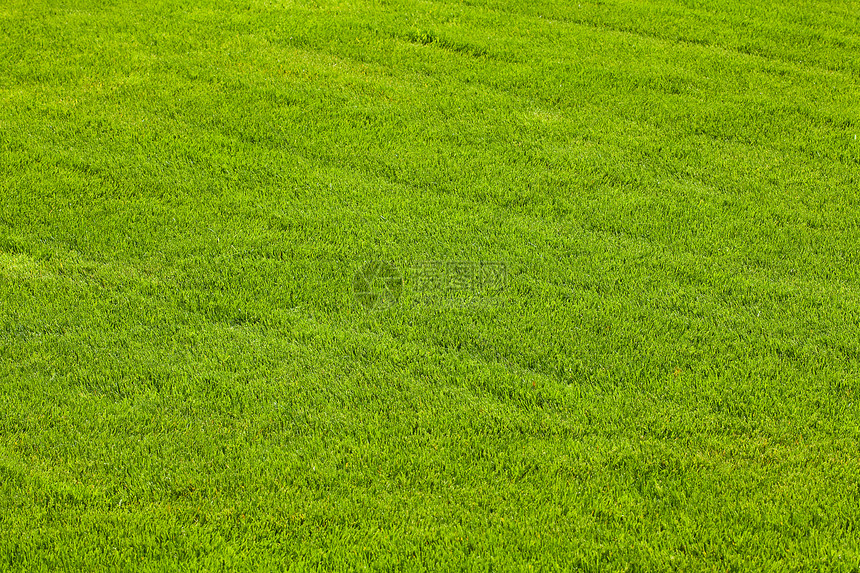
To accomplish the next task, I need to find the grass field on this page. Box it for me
[2,0,860,569]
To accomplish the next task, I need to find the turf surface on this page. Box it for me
[1,0,860,569]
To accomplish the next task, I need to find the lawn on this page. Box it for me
[1,0,859,569]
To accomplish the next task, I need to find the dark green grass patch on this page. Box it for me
[1,0,860,569]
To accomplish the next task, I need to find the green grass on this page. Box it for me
[1,0,860,569]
